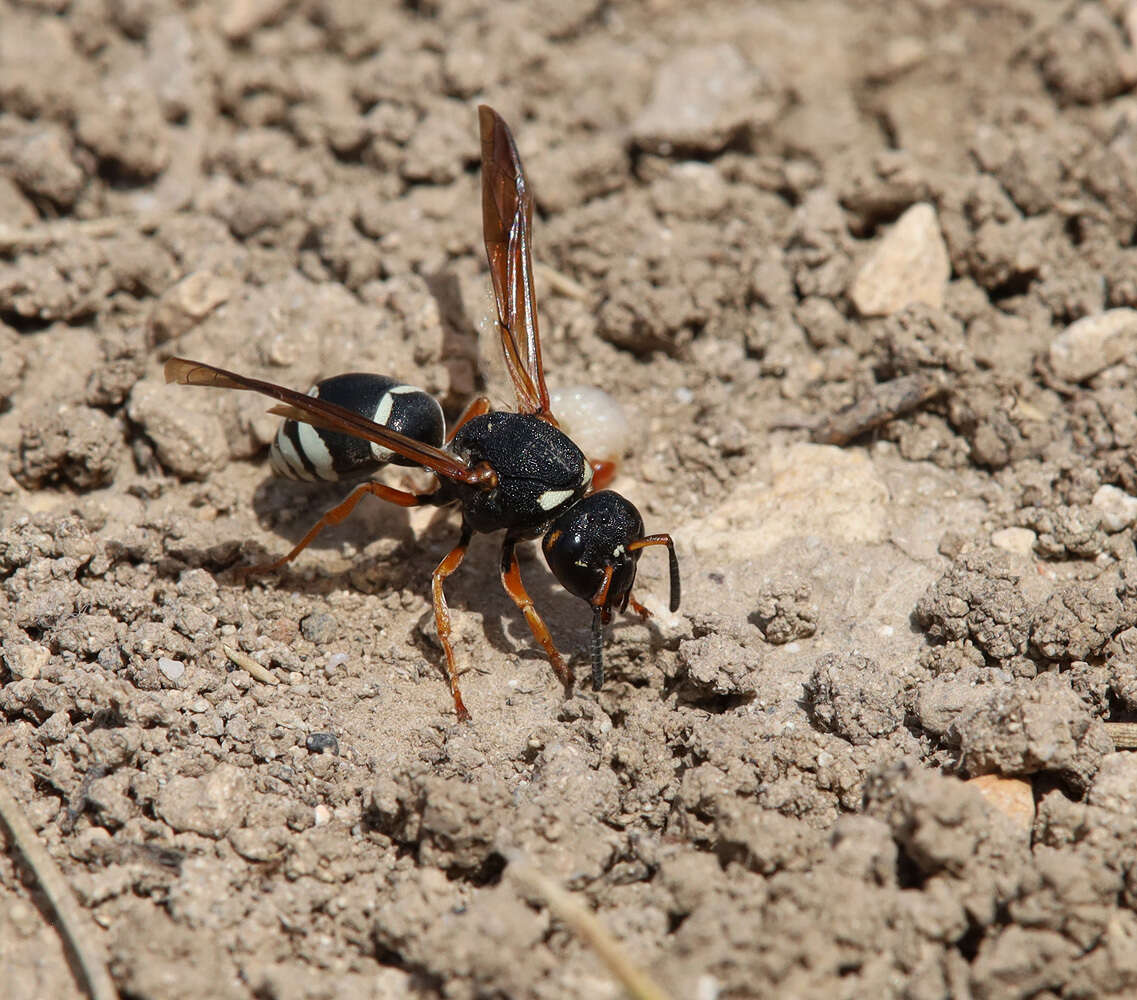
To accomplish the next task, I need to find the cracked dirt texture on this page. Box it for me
[4,2,1137,998]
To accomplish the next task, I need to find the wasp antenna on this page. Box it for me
[590,606,606,691]
[628,534,681,613]
[665,539,681,612]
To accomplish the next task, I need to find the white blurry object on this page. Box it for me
[548,385,631,465]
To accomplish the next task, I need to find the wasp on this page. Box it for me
[166,106,680,720]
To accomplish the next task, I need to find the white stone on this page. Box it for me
[991,527,1037,556]
[1049,309,1137,382]
[2,640,49,679]
[158,657,186,681]
[849,203,950,317]
[1093,484,1137,533]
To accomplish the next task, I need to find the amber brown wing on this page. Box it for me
[478,105,551,417]
[164,357,488,486]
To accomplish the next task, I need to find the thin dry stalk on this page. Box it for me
[0,776,119,1000]
[507,854,675,1000]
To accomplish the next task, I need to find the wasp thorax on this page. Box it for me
[449,411,590,535]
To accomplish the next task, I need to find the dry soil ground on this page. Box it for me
[4,1,1137,998]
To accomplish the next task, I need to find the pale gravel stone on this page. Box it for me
[849,203,950,317]
[155,764,249,838]
[158,657,185,681]
[991,527,1037,556]
[631,44,778,153]
[147,270,233,344]
[1049,308,1137,382]
[1,639,50,679]
[966,774,1034,841]
[1092,484,1137,533]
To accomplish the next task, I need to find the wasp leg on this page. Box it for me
[240,481,432,578]
[500,536,573,694]
[628,596,652,619]
[431,524,474,722]
[446,396,492,443]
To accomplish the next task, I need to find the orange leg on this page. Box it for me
[432,524,474,721]
[628,596,653,619]
[500,538,573,693]
[240,481,431,577]
[446,396,492,443]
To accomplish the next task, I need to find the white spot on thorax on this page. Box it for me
[538,488,574,511]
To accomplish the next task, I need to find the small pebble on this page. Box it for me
[325,651,349,674]
[849,203,950,317]
[301,612,338,643]
[2,639,49,679]
[97,645,124,671]
[631,43,767,153]
[1092,484,1137,533]
[158,657,186,681]
[990,527,1037,556]
[966,774,1034,838]
[1049,308,1137,383]
[306,732,339,755]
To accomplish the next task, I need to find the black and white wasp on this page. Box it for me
[166,106,680,720]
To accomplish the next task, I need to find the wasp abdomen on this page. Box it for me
[270,373,445,482]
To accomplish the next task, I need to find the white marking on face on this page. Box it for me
[298,420,336,480]
[538,488,574,511]
[613,544,625,557]
[275,428,314,481]
[390,383,419,394]
[581,458,594,489]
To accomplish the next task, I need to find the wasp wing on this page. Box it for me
[479,105,552,418]
[165,357,484,486]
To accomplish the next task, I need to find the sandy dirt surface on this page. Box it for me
[4,1,1137,997]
